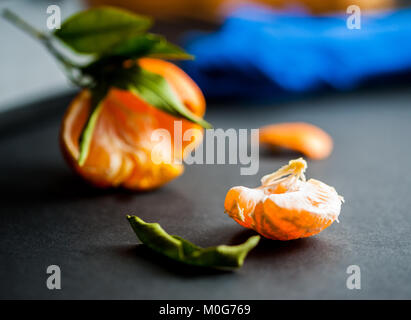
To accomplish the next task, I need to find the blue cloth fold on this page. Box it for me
[182,6,411,98]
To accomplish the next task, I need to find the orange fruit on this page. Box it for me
[259,122,333,160]
[60,58,206,190]
[224,158,344,240]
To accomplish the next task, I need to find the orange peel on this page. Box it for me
[259,122,333,160]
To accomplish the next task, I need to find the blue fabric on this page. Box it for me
[182,6,411,98]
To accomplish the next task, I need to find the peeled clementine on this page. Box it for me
[60,58,206,190]
[224,158,344,240]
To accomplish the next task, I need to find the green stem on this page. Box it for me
[2,8,47,40]
[2,8,83,85]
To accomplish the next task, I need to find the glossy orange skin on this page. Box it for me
[60,58,206,190]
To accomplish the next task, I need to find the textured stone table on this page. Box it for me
[0,87,410,299]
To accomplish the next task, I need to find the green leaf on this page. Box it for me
[111,33,193,60]
[78,86,109,166]
[54,6,152,54]
[128,68,211,128]
[145,38,193,60]
[127,216,260,270]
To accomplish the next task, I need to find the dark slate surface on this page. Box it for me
[0,88,410,299]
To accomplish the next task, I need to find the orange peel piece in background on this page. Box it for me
[259,122,333,160]
[60,58,206,190]
[224,158,344,240]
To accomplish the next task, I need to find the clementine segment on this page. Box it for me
[259,122,333,160]
[224,158,344,240]
[61,58,205,190]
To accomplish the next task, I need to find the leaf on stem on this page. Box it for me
[110,33,193,60]
[128,68,211,128]
[127,215,260,270]
[77,86,109,166]
[54,6,152,54]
